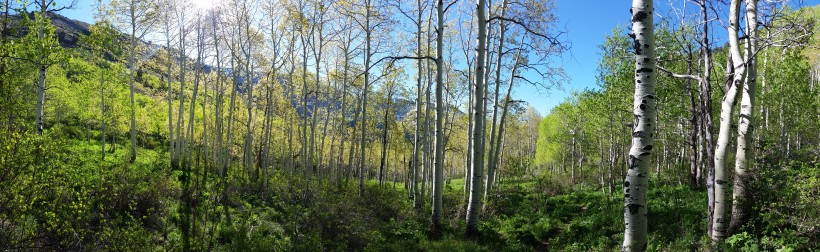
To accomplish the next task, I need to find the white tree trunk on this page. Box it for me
[712,0,747,242]
[127,8,138,163]
[412,0,423,208]
[730,0,757,231]
[174,10,188,169]
[431,0,445,233]
[36,64,46,135]
[358,0,372,195]
[465,0,487,237]
[622,0,656,250]
[486,0,507,200]
[35,0,47,135]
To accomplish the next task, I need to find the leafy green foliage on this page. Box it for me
[1,1,819,251]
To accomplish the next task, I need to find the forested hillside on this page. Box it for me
[0,0,818,251]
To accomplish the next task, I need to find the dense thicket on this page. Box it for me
[0,0,818,251]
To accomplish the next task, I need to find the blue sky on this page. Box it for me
[61,0,819,116]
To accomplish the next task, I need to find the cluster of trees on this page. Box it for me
[0,0,565,248]
[2,0,817,249]
[533,0,818,250]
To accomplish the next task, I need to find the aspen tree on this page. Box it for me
[465,0,487,238]
[109,0,155,162]
[622,0,656,250]
[430,0,445,235]
[730,0,757,232]
[486,0,507,198]
[712,0,746,241]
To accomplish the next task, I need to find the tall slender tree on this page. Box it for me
[712,0,747,242]
[430,0,445,235]
[109,0,155,163]
[729,0,758,232]
[622,0,656,250]
[465,0,488,238]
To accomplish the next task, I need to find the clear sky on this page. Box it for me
[60,0,820,116]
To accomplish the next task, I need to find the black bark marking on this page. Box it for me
[642,145,653,151]
[637,80,642,83]
[627,203,643,215]
[632,11,648,22]
[645,94,655,100]
[624,181,630,188]
[632,131,646,137]
[639,152,650,156]
[628,155,639,170]
[716,179,727,185]
[631,34,642,55]
[636,68,653,73]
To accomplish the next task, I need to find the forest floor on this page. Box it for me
[3,136,816,251]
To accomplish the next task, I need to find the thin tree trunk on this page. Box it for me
[127,4,138,163]
[489,45,519,195]
[486,0,507,201]
[348,95,360,185]
[310,11,325,177]
[699,0,716,239]
[622,0,656,250]
[412,0,423,208]
[175,11,188,169]
[713,0,747,241]
[101,63,106,162]
[730,0,757,232]
[338,34,351,187]
[379,87,393,185]
[166,16,175,167]
[430,0,445,234]
[684,44,699,187]
[465,0,488,237]
[287,32,297,173]
[358,0,372,195]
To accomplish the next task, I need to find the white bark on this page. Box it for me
[431,0,445,233]
[730,0,757,231]
[174,8,188,168]
[712,0,747,242]
[486,0,507,200]
[622,0,656,250]
[465,0,487,237]
[164,4,175,167]
[34,0,47,136]
[185,14,204,170]
[412,0,423,208]
[127,0,139,163]
[358,0,372,195]
[697,0,717,238]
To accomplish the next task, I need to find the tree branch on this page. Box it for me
[657,65,702,82]
[487,16,563,46]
